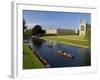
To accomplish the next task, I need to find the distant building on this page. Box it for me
[79,21,86,36]
[46,21,90,36]
[46,28,76,35]
[79,21,90,36]
[75,29,79,34]
[46,29,57,34]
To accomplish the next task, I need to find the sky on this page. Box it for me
[23,10,91,30]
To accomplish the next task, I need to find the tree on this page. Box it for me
[23,19,28,38]
[24,29,32,38]
[23,19,27,31]
[32,25,45,35]
[85,24,91,40]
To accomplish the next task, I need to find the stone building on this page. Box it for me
[46,21,90,36]
[79,21,86,36]
[79,21,91,36]
[46,28,76,35]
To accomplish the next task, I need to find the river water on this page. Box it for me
[28,37,91,68]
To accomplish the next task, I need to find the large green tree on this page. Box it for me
[32,25,45,36]
[23,19,27,31]
[23,19,28,38]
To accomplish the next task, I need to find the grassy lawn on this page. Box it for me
[23,43,45,69]
[41,35,90,48]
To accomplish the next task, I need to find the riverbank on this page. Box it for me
[23,43,45,69]
[40,35,90,48]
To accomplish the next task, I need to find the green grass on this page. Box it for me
[41,35,90,48]
[23,43,45,69]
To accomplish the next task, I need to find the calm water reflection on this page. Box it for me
[29,37,91,68]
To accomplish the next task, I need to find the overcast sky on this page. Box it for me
[23,10,91,30]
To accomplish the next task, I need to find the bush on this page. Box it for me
[23,29,32,38]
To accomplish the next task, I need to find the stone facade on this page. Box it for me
[46,28,76,35]
[46,21,89,36]
[79,21,86,36]
[46,29,57,34]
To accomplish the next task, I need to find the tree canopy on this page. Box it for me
[23,19,27,31]
[32,25,45,35]
[85,24,91,40]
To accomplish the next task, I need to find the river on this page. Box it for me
[27,37,91,68]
